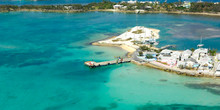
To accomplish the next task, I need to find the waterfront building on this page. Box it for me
[177,61,186,68]
[160,49,172,56]
[191,48,208,61]
[215,63,220,76]
[158,49,178,66]
[217,54,220,61]
[113,5,124,10]
[135,9,145,13]
[128,0,137,4]
[181,49,192,61]
[185,58,198,68]
[171,51,182,60]
[182,1,191,8]
[64,6,72,10]
[145,6,152,10]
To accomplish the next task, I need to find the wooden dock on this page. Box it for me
[161,45,176,50]
[84,58,131,68]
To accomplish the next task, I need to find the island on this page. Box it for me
[90,26,220,78]
[0,1,220,16]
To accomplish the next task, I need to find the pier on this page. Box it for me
[161,45,176,50]
[84,58,131,68]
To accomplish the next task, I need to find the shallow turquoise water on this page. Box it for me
[0,12,220,110]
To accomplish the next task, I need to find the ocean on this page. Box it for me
[0,12,220,110]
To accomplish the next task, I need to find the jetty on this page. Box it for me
[161,45,176,49]
[84,58,131,68]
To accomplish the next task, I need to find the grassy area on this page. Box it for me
[132,30,143,34]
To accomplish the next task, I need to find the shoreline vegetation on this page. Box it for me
[0,1,220,16]
[91,26,220,78]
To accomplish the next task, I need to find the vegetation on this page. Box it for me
[209,49,217,56]
[0,1,219,13]
[190,48,195,52]
[125,38,132,41]
[190,2,220,12]
[146,54,154,59]
[132,30,143,34]
[140,45,151,51]
[139,51,143,56]
[155,49,162,53]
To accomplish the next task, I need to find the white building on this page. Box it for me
[177,61,186,68]
[158,50,178,66]
[181,49,192,61]
[135,9,145,13]
[215,63,220,76]
[145,6,152,9]
[191,48,208,61]
[127,0,137,4]
[113,5,123,10]
[160,49,172,56]
[182,1,191,8]
[217,54,220,61]
[64,6,72,10]
[185,58,198,68]
[171,51,182,60]
[198,56,213,67]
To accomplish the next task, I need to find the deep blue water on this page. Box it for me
[0,0,219,5]
[0,12,220,110]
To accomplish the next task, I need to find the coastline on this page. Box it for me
[90,9,220,17]
[92,42,136,58]
[1,9,220,17]
[132,60,217,78]
[92,40,218,78]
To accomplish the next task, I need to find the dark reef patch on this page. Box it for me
[109,102,118,109]
[18,59,50,67]
[44,99,80,110]
[136,104,220,110]
[95,52,104,55]
[185,82,220,96]
[92,102,118,110]
[92,106,108,110]
[159,79,168,82]
[104,33,120,37]
[66,46,85,49]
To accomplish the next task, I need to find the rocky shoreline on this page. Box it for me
[1,9,220,17]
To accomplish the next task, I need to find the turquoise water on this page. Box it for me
[0,12,220,110]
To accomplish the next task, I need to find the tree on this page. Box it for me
[139,45,151,51]
[209,49,217,56]
[146,54,154,59]
[139,51,143,56]
[190,48,195,52]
